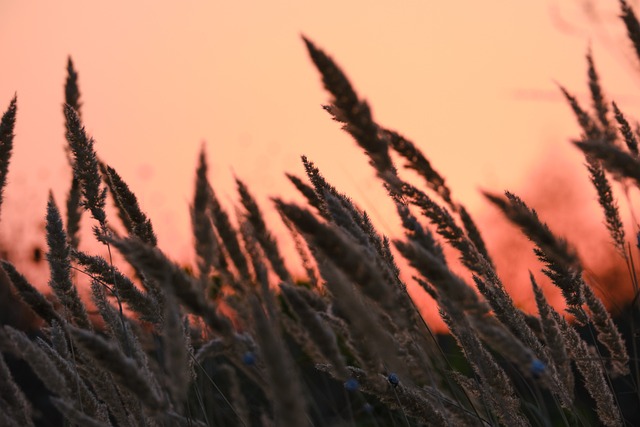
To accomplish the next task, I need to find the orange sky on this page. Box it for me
[1,1,639,323]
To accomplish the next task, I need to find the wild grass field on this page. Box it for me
[3,1,640,426]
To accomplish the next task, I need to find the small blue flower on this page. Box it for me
[344,378,359,391]
[242,351,256,366]
[530,359,546,378]
[387,373,399,387]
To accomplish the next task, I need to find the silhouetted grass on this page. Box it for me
[2,1,640,426]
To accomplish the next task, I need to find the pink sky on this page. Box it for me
[1,1,639,323]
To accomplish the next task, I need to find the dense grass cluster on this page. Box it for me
[3,1,640,426]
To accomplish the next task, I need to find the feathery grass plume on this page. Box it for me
[50,398,110,427]
[236,177,292,283]
[0,96,17,218]
[282,215,319,287]
[1,260,63,325]
[587,161,626,256]
[303,158,399,282]
[613,101,639,156]
[576,138,640,186]
[238,217,268,291]
[66,177,82,249]
[383,128,453,206]
[458,205,494,269]
[46,192,92,329]
[222,244,255,330]
[280,314,328,368]
[118,390,147,427]
[195,148,251,281]
[469,315,538,376]
[37,338,108,422]
[397,231,546,387]
[531,273,574,401]
[0,352,33,427]
[290,278,328,313]
[65,57,82,115]
[583,284,630,376]
[567,55,627,255]
[400,254,491,385]
[285,172,324,214]
[302,154,388,266]
[556,312,623,426]
[523,311,544,336]
[559,85,602,140]
[402,183,483,275]
[315,310,364,368]
[381,234,402,277]
[476,310,574,411]
[241,219,283,327]
[193,331,262,388]
[182,318,196,382]
[2,326,70,397]
[620,0,640,63]
[316,258,408,378]
[471,273,548,359]
[439,306,528,427]
[249,295,309,427]
[69,325,167,413]
[78,364,131,427]
[63,104,108,231]
[50,320,70,359]
[280,284,348,378]
[322,188,373,250]
[100,162,157,246]
[73,249,161,323]
[301,155,342,219]
[108,236,232,335]
[394,200,446,264]
[394,239,487,314]
[301,157,400,282]
[558,87,623,254]
[412,274,438,300]
[422,382,496,426]
[402,184,542,350]
[320,365,455,427]
[484,191,586,310]
[361,209,399,276]
[90,279,143,364]
[587,49,615,143]
[64,58,83,249]
[302,37,397,182]
[448,373,500,427]
[159,293,191,410]
[275,200,413,333]
[191,148,225,285]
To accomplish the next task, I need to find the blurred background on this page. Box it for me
[0,1,638,325]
